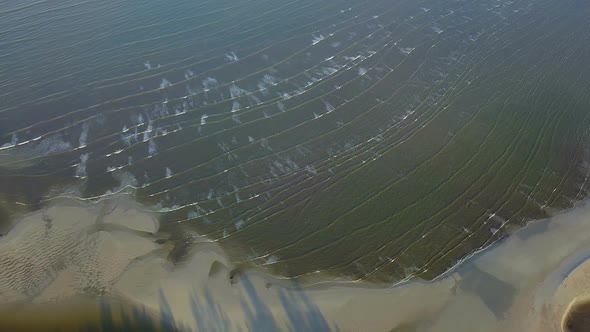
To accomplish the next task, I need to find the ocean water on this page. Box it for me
[1,0,590,284]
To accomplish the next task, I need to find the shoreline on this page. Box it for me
[2,195,590,331]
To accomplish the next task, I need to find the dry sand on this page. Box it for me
[3,197,590,331]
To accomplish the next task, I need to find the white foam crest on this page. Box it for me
[231,101,241,113]
[262,74,278,86]
[184,69,194,79]
[143,121,153,142]
[136,113,145,125]
[200,114,208,125]
[224,51,239,62]
[257,82,269,94]
[121,129,136,146]
[229,84,248,98]
[33,135,72,156]
[218,141,230,153]
[321,67,338,76]
[148,139,157,156]
[0,133,18,149]
[312,34,325,45]
[107,165,127,174]
[305,165,318,175]
[202,77,219,91]
[187,210,199,219]
[165,167,173,178]
[155,102,170,119]
[104,149,124,157]
[263,255,280,265]
[324,101,335,113]
[160,78,172,89]
[399,47,415,55]
[75,153,89,178]
[343,55,360,61]
[249,93,262,104]
[78,123,89,149]
[234,219,245,230]
[109,172,139,194]
[156,128,168,137]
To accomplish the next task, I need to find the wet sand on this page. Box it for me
[3,197,590,331]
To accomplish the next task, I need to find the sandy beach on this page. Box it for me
[3,196,590,331]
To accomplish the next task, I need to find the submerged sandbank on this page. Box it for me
[3,196,590,331]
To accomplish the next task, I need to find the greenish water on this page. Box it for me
[1,0,590,284]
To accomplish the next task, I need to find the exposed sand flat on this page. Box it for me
[4,198,590,331]
[102,200,159,234]
[0,199,159,306]
[102,203,159,233]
